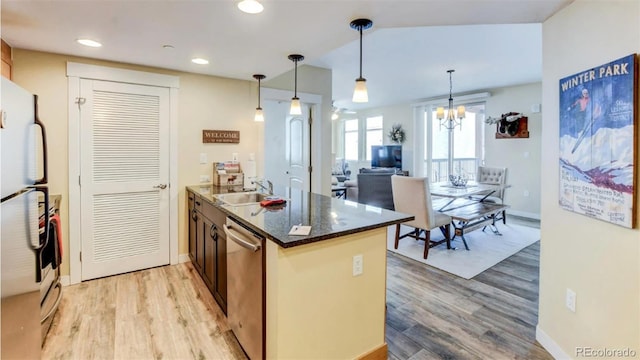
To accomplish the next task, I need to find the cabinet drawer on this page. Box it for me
[202,201,225,226]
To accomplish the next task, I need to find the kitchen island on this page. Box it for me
[186,184,412,360]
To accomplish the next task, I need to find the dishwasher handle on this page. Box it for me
[223,224,261,252]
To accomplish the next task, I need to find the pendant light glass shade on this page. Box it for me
[352,78,368,102]
[350,18,373,103]
[288,54,304,115]
[254,108,264,122]
[253,74,266,122]
[290,98,302,115]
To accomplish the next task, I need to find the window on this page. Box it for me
[365,116,383,160]
[344,119,358,160]
[425,103,485,182]
[341,115,385,162]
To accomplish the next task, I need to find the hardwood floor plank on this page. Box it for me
[402,323,483,360]
[386,325,423,359]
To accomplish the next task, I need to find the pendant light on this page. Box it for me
[288,54,304,115]
[350,18,373,103]
[253,74,265,122]
[437,69,465,131]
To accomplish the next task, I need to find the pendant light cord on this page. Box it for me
[294,59,298,97]
[258,77,261,108]
[358,27,363,79]
[449,71,453,101]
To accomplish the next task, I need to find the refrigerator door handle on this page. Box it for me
[34,95,48,185]
[31,186,49,251]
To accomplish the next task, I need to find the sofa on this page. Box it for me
[345,168,399,210]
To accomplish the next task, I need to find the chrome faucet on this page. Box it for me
[252,179,273,195]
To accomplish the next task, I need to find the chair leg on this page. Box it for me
[414,228,420,241]
[394,224,400,249]
[423,230,431,259]
[445,224,451,249]
[502,210,506,224]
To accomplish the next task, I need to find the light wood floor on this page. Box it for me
[44,219,549,360]
[42,263,247,360]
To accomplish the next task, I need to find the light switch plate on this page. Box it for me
[199,153,208,164]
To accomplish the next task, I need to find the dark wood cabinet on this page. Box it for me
[186,189,227,314]
[187,192,201,273]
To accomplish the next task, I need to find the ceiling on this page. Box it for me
[1,0,572,111]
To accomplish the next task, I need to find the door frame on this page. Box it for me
[66,62,180,285]
[261,87,323,194]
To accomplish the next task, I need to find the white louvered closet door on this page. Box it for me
[80,79,170,281]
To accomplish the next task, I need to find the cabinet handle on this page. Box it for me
[195,200,201,206]
[153,184,167,189]
[210,224,218,241]
[191,209,198,221]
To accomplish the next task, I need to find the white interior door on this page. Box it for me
[79,79,170,280]
[264,100,311,191]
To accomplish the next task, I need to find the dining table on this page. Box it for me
[430,181,508,211]
[430,181,510,250]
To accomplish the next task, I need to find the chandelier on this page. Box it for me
[437,69,465,130]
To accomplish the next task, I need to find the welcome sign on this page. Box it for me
[202,130,240,144]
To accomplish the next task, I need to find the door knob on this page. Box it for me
[153,184,167,189]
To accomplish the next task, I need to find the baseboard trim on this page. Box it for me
[60,275,70,286]
[178,253,191,264]
[536,325,571,359]
[508,209,541,221]
[356,343,387,360]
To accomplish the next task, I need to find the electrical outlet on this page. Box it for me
[352,254,363,276]
[200,175,210,183]
[199,153,208,164]
[566,288,576,312]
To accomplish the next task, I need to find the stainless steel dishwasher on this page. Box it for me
[223,217,264,360]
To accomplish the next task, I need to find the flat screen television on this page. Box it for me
[371,145,402,169]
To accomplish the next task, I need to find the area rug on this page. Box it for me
[386,223,540,279]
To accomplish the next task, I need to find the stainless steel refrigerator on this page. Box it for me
[1,77,49,359]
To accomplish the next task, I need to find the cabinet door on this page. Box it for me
[214,229,227,313]
[195,214,205,274]
[202,216,216,292]
[187,191,198,265]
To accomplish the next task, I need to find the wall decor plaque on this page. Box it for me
[558,53,637,228]
[202,130,240,144]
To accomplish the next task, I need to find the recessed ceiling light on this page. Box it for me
[77,39,102,48]
[162,44,174,49]
[237,0,263,14]
[191,58,209,65]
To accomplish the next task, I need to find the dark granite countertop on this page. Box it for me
[187,185,413,248]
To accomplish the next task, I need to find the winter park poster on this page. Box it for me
[559,54,637,228]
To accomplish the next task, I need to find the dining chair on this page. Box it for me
[474,166,508,223]
[391,175,451,259]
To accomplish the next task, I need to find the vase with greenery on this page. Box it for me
[388,124,406,144]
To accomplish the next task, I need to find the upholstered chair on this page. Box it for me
[474,166,508,223]
[391,175,451,259]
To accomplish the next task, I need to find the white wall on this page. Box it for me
[484,82,542,218]
[538,1,640,358]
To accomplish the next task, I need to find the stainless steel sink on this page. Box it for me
[215,192,271,205]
